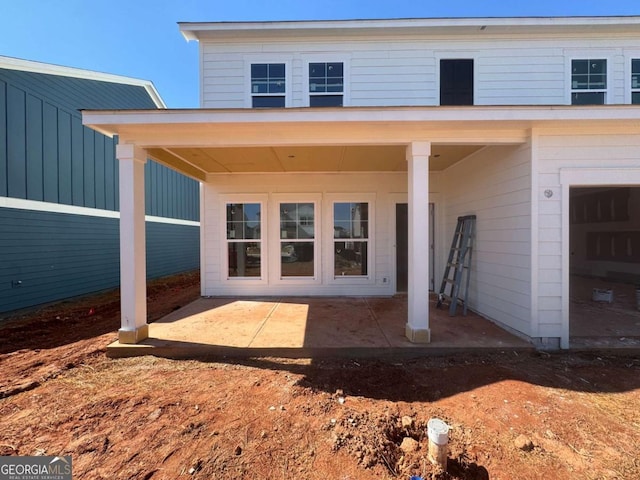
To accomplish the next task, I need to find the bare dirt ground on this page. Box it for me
[1,271,639,480]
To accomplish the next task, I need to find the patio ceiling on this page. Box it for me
[146,144,485,174]
[83,105,640,181]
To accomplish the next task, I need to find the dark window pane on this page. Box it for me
[440,59,474,106]
[251,64,267,78]
[252,96,285,108]
[589,60,606,74]
[572,92,605,105]
[572,59,607,92]
[309,62,326,78]
[632,92,640,105]
[269,63,285,78]
[327,63,343,77]
[310,95,343,107]
[334,241,368,276]
[309,62,343,94]
[589,74,606,89]
[228,242,261,277]
[572,75,589,90]
[251,63,285,95]
[281,241,314,277]
[572,60,588,74]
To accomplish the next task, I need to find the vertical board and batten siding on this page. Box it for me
[0,70,200,314]
[200,36,639,108]
[535,132,640,337]
[201,172,441,297]
[441,144,533,336]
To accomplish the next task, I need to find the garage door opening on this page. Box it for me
[569,186,640,347]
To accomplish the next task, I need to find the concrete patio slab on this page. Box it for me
[107,295,533,359]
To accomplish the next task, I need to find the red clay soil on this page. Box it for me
[1,271,639,480]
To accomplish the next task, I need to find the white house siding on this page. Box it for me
[535,132,640,340]
[440,144,533,336]
[201,171,441,297]
[199,35,640,108]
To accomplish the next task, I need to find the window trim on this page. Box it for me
[244,58,292,108]
[302,56,350,107]
[324,193,375,285]
[220,194,268,285]
[566,55,612,105]
[626,53,640,104]
[270,194,322,284]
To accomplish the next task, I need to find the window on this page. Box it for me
[571,59,607,105]
[333,202,368,277]
[280,203,315,277]
[226,203,262,277]
[440,59,474,106]
[251,63,285,108]
[632,59,640,104]
[309,62,343,107]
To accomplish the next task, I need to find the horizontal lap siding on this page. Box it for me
[0,208,200,314]
[146,222,200,279]
[535,133,640,335]
[200,36,638,108]
[0,208,119,313]
[442,144,532,336]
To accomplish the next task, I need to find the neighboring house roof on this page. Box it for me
[180,16,640,41]
[0,55,166,110]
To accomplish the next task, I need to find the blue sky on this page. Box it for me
[1,0,638,107]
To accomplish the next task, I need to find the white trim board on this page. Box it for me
[0,197,199,227]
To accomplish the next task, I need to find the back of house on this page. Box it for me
[84,16,640,349]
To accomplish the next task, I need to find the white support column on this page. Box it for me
[116,144,148,344]
[405,141,431,343]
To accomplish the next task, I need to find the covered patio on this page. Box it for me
[106,294,532,358]
[83,106,536,349]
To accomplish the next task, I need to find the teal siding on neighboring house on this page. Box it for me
[146,222,200,279]
[0,64,200,314]
[0,207,200,314]
[0,70,199,220]
[0,68,157,112]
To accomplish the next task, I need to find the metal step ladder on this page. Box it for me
[436,215,476,316]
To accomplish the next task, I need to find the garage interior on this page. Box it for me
[569,186,640,347]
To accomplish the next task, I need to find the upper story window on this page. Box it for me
[251,63,285,108]
[571,59,607,105]
[440,59,474,106]
[632,59,640,105]
[309,62,343,107]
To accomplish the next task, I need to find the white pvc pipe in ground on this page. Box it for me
[427,418,450,471]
